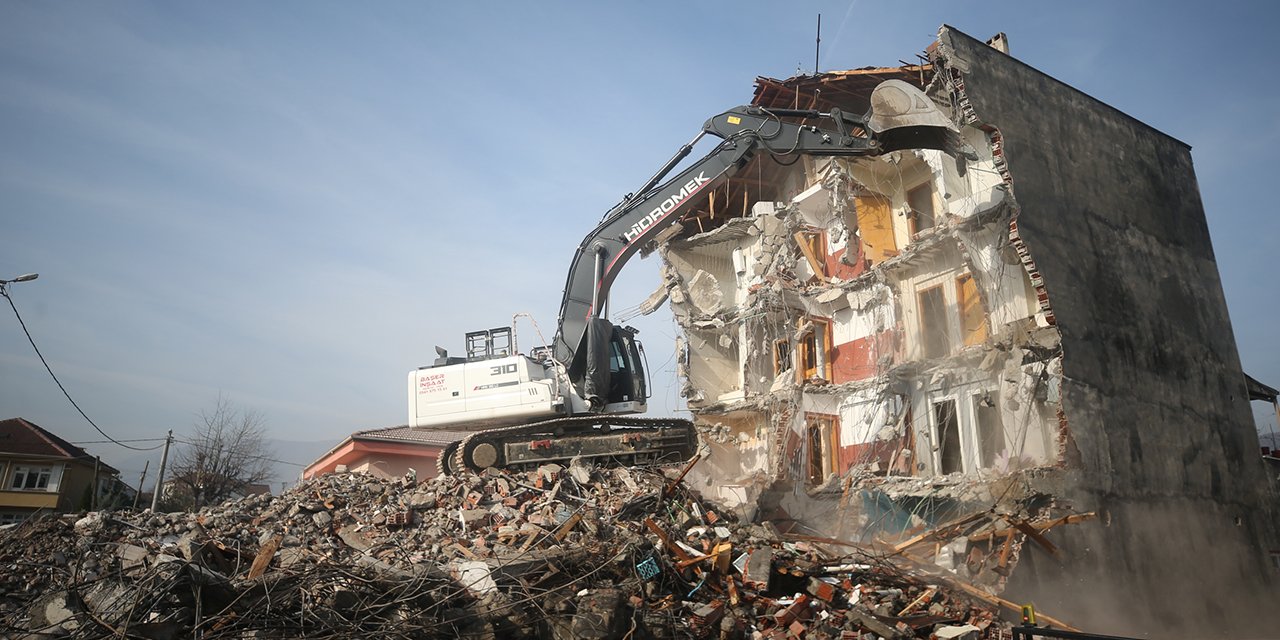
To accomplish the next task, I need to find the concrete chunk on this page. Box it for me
[686,270,724,315]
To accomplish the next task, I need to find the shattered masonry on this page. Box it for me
[651,26,1279,637]
[0,462,1082,638]
[657,61,1063,524]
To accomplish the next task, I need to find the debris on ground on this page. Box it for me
[0,458,1085,639]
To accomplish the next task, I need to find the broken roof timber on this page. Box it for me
[752,65,930,112]
[1245,373,1278,402]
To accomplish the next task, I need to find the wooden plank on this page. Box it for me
[554,513,582,542]
[949,579,1079,632]
[676,553,713,569]
[967,512,1096,543]
[892,510,990,554]
[645,517,694,563]
[247,535,281,579]
[997,530,1015,570]
[793,231,827,281]
[890,551,1080,632]
[1039,512,1097,531]
[662,453,702,499]
[897,585,937,616]
[520,528,542,551]
[1011,520,1060,557]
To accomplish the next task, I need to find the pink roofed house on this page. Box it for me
[303,425,471,481]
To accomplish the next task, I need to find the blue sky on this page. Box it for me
[3,1,1278,481]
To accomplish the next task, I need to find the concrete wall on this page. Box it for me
[935,25,1279,636]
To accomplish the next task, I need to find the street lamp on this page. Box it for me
[0,273,37,296]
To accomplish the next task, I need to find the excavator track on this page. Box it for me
[442,415,697,475]
[436,440,462,477]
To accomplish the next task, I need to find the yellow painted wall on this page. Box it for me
[0,490,58,509]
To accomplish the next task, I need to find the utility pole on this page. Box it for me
[91,455,100,511]
[150,430,173,511]
[132,460,149,509]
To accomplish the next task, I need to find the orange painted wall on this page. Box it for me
[826,246,867,282]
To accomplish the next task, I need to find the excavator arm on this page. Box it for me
[553,80,964,406]
[435,80,964,474]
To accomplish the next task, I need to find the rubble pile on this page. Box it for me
[1,459,1033,639]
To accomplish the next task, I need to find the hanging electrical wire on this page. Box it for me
[0,283,163,452]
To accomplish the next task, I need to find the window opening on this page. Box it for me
[907,183,936,238]
[917,285,951,359]
[974,392,1005,468]
[806,414,839,486]
[772,339,791,376]
[956,273,988,347]
[853,192,897,266]
[933,399,963,474]
[10,466,53,491]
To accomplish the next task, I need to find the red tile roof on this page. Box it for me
[0,417,118,472]
[351,425,472,447]
[0,417,90,459]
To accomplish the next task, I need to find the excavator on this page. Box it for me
[408,80,965,475]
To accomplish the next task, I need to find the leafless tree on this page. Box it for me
[164,395,275,510]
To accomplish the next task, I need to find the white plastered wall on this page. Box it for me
[684,326,742,403]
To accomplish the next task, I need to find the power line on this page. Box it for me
[72,438,169,445]
[169,436,307,467]
[1,284,161,452]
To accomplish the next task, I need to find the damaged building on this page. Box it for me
[648,26,1279,636]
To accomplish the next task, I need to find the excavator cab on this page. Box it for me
[568,319,648,415]
[606,324,647,412]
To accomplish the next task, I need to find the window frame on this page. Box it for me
[9,464,59,492]
[968,388,1006,470]
[772,338,792,377]
[955,272,989,347]
[804,413,841,486]
[929,396,967,475]
[795,317,833,383]
[794,227,828,280]
[916,283,952,360]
